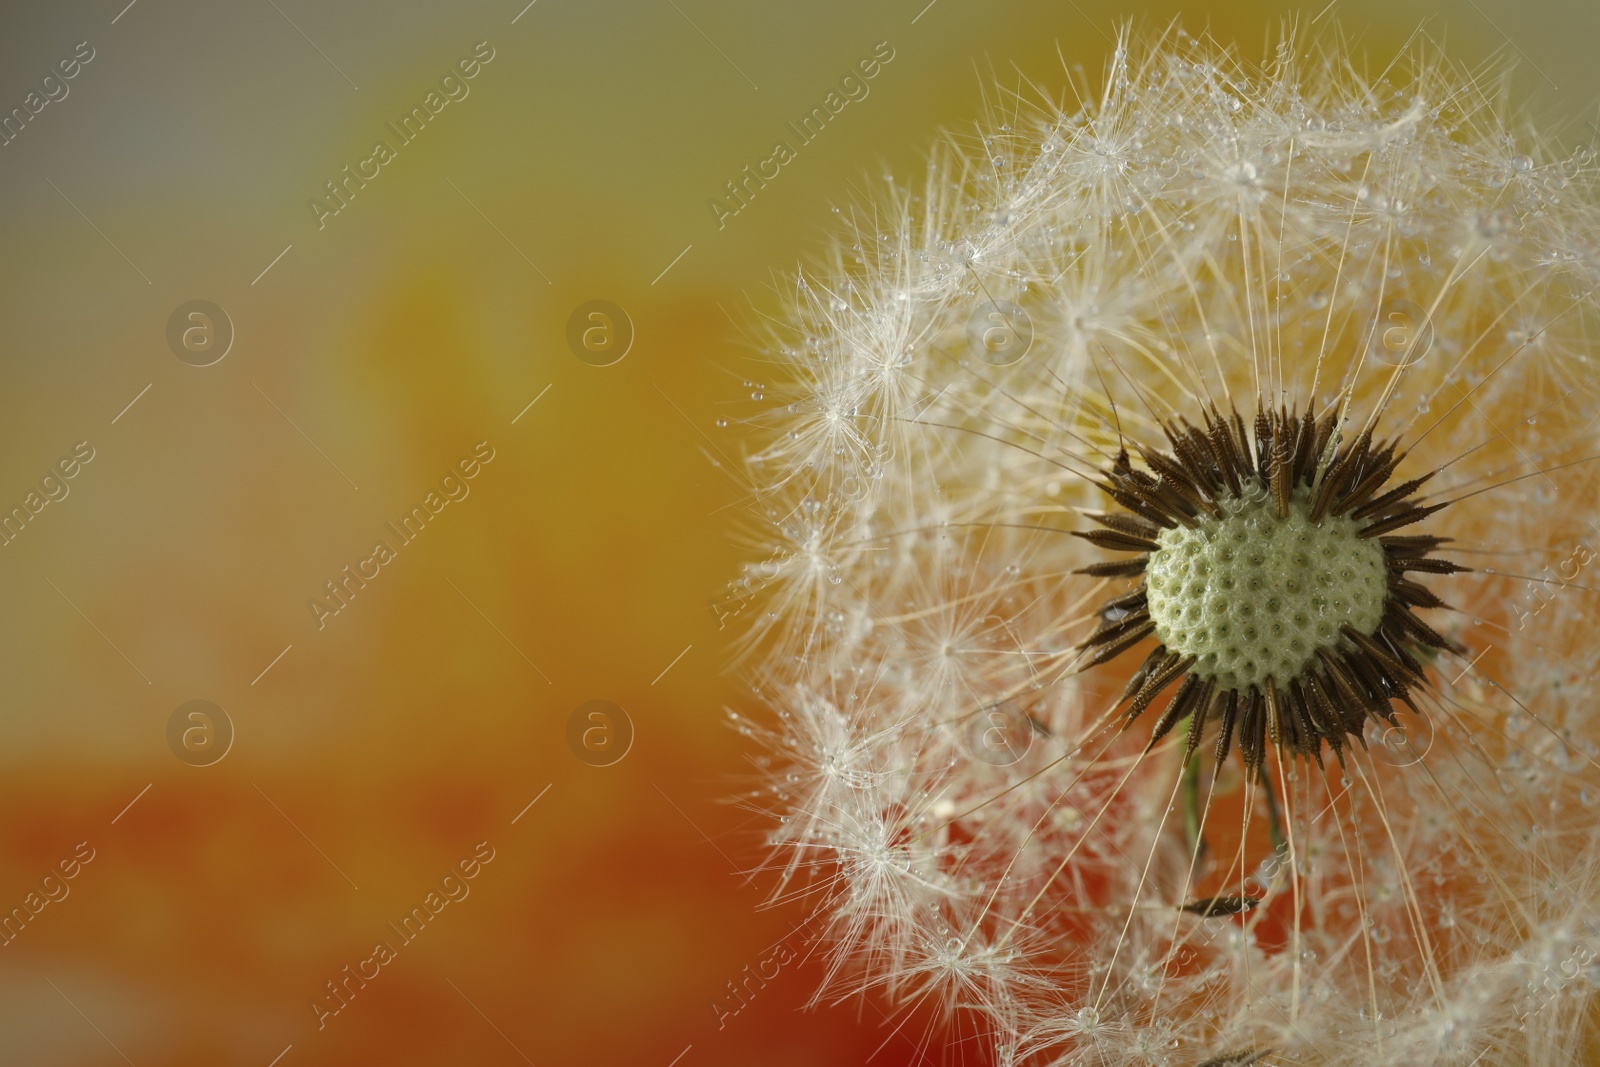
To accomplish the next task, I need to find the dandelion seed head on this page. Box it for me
[737,22,1600,1067]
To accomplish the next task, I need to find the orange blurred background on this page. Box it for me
[0,1,1593,1063]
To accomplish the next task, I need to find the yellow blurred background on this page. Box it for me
[0,0,1593,1063]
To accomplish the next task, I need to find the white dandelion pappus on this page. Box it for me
[734,23,1600,1067]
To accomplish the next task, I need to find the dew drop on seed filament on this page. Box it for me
[715,419,728,428]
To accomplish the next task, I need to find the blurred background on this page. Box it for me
[0,1,1593,1063]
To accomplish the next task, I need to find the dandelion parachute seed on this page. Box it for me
[737,23,1600,1067]
[1178,893,1260,917]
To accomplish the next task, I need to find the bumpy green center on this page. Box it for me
[1145,485,1388,692]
